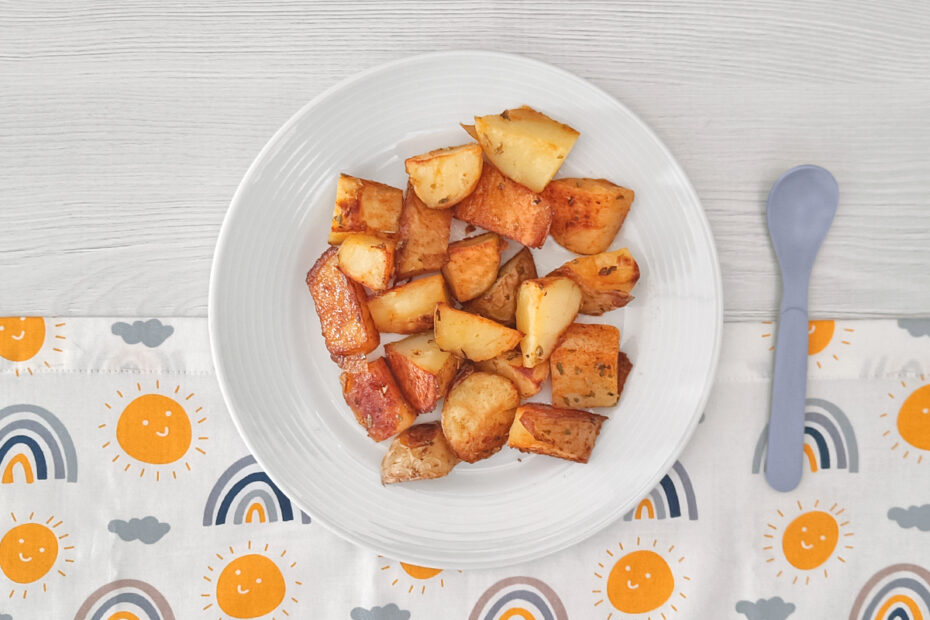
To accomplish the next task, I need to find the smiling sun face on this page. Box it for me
[0,513,73,599]
[203,541,301,619]
[0,317,66,375]
[765,500,852,584]
[881,379,930,462]
[761,320,853,369]
[594,537,689,619]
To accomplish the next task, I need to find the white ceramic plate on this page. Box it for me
[209,51,722,569]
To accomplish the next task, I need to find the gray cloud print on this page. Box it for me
[108,516,170,544]
[350,604,411,620]
[736,597,796,620]
[888,505,930,531]
[898,319,930,338]
[0,613,12,620]
[111,319,174,347]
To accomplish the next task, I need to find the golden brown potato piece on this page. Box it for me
[473,106,579,192]
[464,247,537,325]
[547,248,640,315]
[453,162,551,248]
[395,181,453,279]
[460,123,479,140]
[433,303,523,362]
[543,178,634,254]
[508,403,607,463]
[516,277,582,367]
[384,331,461,413]
[441,232,505,302]
[381,422,459,484]
[337,233,396,291]
[442,371,520,462]
[306,247,380,364]
[340,358,417,442]
[617,351,633,398]
[476,348,549,399]
[550,323,621,408]
[368,274,451,334]
[328,174,404,244]
[405,143,484,208]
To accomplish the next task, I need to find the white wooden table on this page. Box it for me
[2,1,928,320]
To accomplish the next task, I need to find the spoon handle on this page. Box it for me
[764,305,809,492]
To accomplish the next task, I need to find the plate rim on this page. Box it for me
[209,49,724,568]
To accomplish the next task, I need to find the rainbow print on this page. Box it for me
[753,397,858,474]
[0,403,77,484]
[849,564,930,620]
[623,460,698,521]
[203,455,311,526]
[469,576,568,620]
[74,578,174,620]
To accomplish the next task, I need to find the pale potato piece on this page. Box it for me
[340,358,417,442]
[547,248,640,315]
[306,246,380,364]
[337,233,396,291]
[464,247,537,325]
[460,123,479,140]
[474,106,579,192]
[550,323,621,408]
[381,422,459,484]
[395,181,453,279]
[453,162,551,248]
[385,331,461,413]
[508,403,607,463]
[476,348,549,399]
[543,178,634,254]
[433,303,523,362]
[368,274,451,334]
[441,232,505,302]
[405,143,484,208]
[328,174,403,244]
[442,372,520,462]
[516,277,582,367]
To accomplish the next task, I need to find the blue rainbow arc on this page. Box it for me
[203,455,311,526]
[850,563,930,620]
[0,404,77,483]
[623,460,697,521]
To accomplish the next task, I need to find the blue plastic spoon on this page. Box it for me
[764,165,839,492]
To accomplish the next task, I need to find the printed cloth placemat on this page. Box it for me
[0,316,929,620]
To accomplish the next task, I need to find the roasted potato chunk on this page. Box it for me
[464,247,537,325]
[473,106,579,192]
[543,178,634,254]
[548,248,640,315]
[405,143,483,208]
[441,232,505,302]
[442,371,520,462]
[328,174,404,244]
[617,351,633,399]
[337,233,396,290]
[453,162,551,248]
[476,348,549,399]
[550,323,621,408]
[385,331,461,413]
[306,246,380,362]
[508,403,607,463]
[381,422,459,484]
[368,274,451,334]
[516,277,582,367]
[433,303,523,362]
[340,358,417,442]
[395,181,453,279]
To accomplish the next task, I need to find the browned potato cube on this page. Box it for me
[550,323,621,408]
[368,274,451,334]
[306,247,380,363]
[384,331,461,413]
[464,247,537,325]
[340,358,417,442]
[433,303,523,362]
[617,351,633,399]
[508,403,607,463]
[543,178,634,254]
[405,143,483,208]
[381,422,459,484]
[395,181,453,279]
[442,371,520,462]
[329,174,403,244]
[475,348,549,399]
[441,232,506,302]
[547,248,640,315]
[337,233,396,290]
[516,277,582,367]
[453,162,551,248]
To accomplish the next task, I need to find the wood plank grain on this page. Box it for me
[1,0,928,318]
